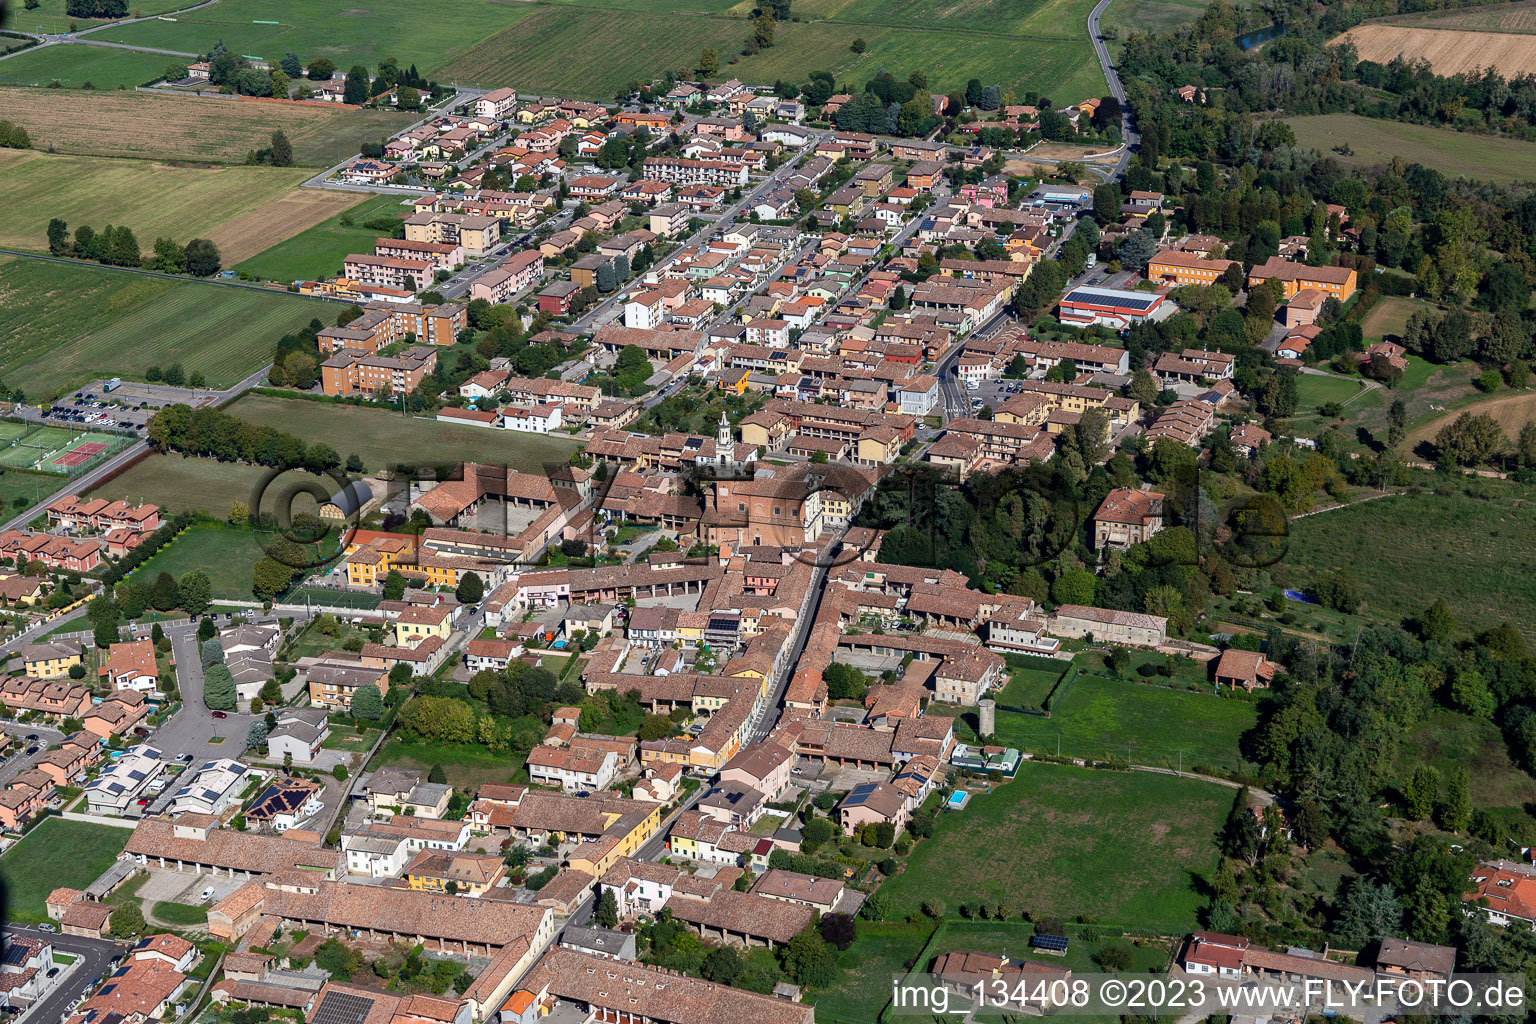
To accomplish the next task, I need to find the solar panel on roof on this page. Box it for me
[1032,934,1070,951]
[313,989,375,1024]
[2,945,30,967]
[1062,288,1159,312]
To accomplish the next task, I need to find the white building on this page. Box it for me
[342,830,412,878]
[168,759,262,817]
[84,744,166,815]
[474,86,518,120]
[265,707,330,765]
[502,403,562,433]
[623,291,666,330]
[525,745,620,793]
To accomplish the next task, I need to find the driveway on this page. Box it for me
[4,925,120,1024]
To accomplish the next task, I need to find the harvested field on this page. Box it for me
[1334,24,1536,77]
[205,189,364,265]
[1406,390,1536,447]
[0,150,338,263]
[1,88,409,166]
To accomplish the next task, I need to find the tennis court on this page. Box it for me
[0,422,30,444]
[0,425,121,471]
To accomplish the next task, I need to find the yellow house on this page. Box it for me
[403,850,506,895]
[856,430,901,465]
[23,641,82,680]
[394,605,453,648]
[716,369,750,396]
[566,803,663,876]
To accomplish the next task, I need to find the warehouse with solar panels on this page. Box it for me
[1057,286,1174,329]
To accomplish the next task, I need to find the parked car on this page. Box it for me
[37,923,55,933]
[198,886,215,902]
[211,711,227,719]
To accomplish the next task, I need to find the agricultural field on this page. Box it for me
[0,818,132,924]
[1,88,410,166]
[880,762,1230,931]
[1360,295,1432,344]
[0,42,173,89]
[89,454,277,517]
[0,150,349,264]
[1283,483,1536,638]
[1287,114,1536,184]
[69,0,532,75]
[1378,0,1536,33]
[992,674,1260,773]
[224,394,585,474]
[236,193,414,284]
[434,0,1103,101]
[1101,0,1211,47]
[0,257,331,399]
[1333,24,1536,79]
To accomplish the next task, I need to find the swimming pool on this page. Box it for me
[946,791,970,810]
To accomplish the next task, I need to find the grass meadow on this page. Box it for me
[880,762,1229,931]
[89,454,276,517]
[0,257,331,399]
[123,525,278,600]
[0,150,349,264]
[0,43,173,89]
[1399,710,1536,810]
[1282,484,1536,638]
[225,393,584,474]
[1287,113,1536,184]
[10,0,191,36]
[0,818,131,924]
[990,675,1260,773]
[2,88,411,166]
[236,193,412,283]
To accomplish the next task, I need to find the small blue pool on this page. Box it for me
[1283,589,1318,604]
[946,791,970,810]
[551,639,567,649]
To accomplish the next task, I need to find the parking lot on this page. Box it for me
[135,866,249,907]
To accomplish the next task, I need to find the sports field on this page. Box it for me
[59,0,1107,102]
[0,257,332,400]
[1,88,410,166]
[236,193,413,284]
[0,42,173,90]
[226,394,585,474]
[89,454,273,516]
[1286,114,1536,184]
[0,150,351,264]
[0,425,121,471]
[0,818,132,924]
[880,762,1230,931]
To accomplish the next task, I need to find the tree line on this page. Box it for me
[47,218,221,277]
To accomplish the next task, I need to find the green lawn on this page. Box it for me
[0,256,329,401]
[1287,113,1536,185]
[0,818,131,924]
[1283,484,1536,639]
[151,900,210,926]
[880,762,1230,931]
[0,468,68,512]
[995,665,1067,709]
[373,739,527,790]
[11,0,193,36]
[0,43,173,89]
[991,674,1259,773]
[1294,372,1370,411]
[1101,0,1210,50]
[225,393,584,474]
[812,920,935,1024]
[126,524,339,601]
[237,194,414,284]
[89,454,274,518]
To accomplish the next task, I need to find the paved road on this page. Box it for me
[298,89,473,197]
[6,926,120,1024]
[1088,0,1138,179]
[571,133,829,335]
[0,722,67,786]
